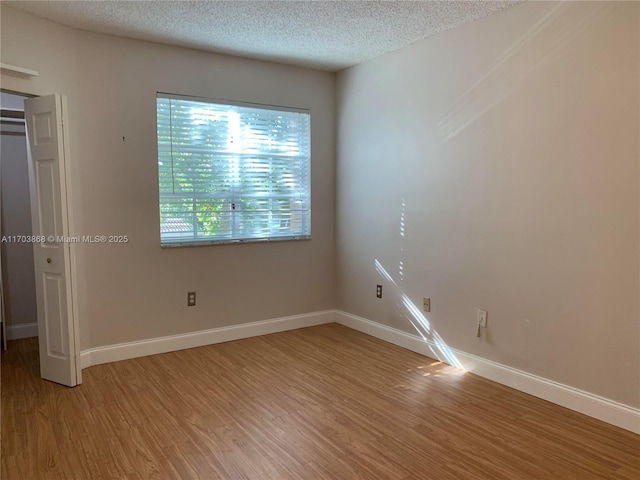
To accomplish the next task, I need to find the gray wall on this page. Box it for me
[0,107,38,329]
[336,1,639,408]
[1,6,336,350]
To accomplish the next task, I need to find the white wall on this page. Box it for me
[337,1,639,409]
[1,6,336,350]
[0,120,38,330]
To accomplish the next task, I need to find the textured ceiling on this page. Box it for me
[5,1,520,71]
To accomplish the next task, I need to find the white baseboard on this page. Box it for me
[7,322,38,340]
[335,310,640,435]
[78,308,639,434]
[80,310,336,369]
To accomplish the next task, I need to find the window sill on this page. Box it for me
[160,235,311,248]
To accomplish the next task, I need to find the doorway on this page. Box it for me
[0,91,37,350]
[0,90,81,387]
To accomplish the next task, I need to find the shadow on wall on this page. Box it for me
[437,1,612,142]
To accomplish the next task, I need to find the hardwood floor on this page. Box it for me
[2,323,638,479]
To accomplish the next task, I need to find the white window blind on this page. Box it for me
[157,94,311,246]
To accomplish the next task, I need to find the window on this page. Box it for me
[156,94,311,246]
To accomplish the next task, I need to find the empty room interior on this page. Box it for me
[1,1,639,479]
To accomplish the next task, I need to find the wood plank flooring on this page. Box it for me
[2,323,638,479]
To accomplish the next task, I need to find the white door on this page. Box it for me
[24,94,80,387]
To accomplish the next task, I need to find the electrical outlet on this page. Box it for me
[477,309,487,328]
[187,291,196,306]
[376,285,382,298]
[423,297,431,312]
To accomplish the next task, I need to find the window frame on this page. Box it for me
[156,92,312,247]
